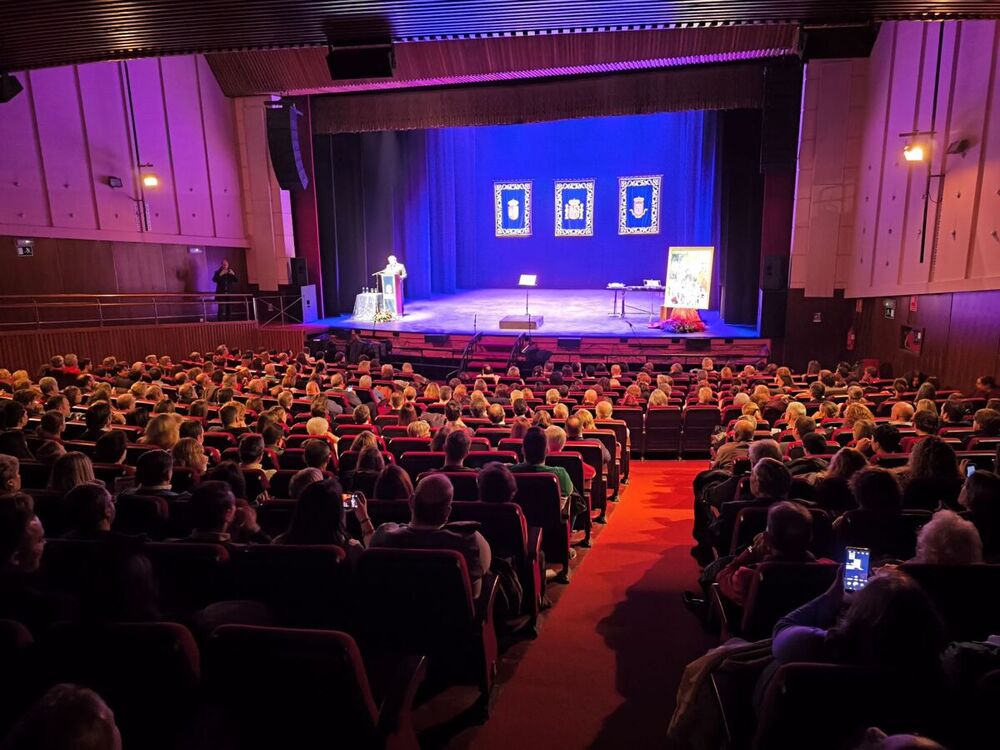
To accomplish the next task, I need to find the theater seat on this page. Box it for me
[832,509,931,562]
[0,619,35,738]
[142,542,234,616]
[42,621,200,750]
[399,451,445,482]
[466,450,517,470]
[114,494,170,538]
[900,563,1000,641]
[645,406,682,457]
[682,406,721,457]
[386,436,432,462]
[237,545,349,628]
[355,548,498,712]
[513,472,571,582]
[753,662,947,750]
[204,625,425,750]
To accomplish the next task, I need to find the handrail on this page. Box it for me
[0,291,301,330]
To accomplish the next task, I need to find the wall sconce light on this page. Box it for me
[107,176,124,188]
[142,173,160,188]
[903,143,926,162]
[946,138,970,156]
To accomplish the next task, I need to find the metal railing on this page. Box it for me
[0,293,257,330]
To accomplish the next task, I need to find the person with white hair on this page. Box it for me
[912,509,983,565]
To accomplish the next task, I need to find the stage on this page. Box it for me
[317,288,759,339]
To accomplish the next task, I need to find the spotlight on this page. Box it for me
[142,174,160,188]
[903,143,926,162]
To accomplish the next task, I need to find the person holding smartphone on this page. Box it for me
[212,259,239,320]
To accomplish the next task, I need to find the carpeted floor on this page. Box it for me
[470,460,713,749]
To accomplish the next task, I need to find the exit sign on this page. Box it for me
[16,238,34,257]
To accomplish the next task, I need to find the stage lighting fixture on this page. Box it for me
[142,173,160,188]
[903,143,925,162]
[0,72,24,103]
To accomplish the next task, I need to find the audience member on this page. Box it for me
[274,478,372,565]
[0,683,121,750]
[478,462,517,504]
[373,464,414,500]
[48,452,95,493]
[369,474,492,595]
[441,430,476,472]
[288,467,324,499]
[911,509,983,565]
[901,436,963,511]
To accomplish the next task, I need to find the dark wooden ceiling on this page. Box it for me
[2,1,1000,72]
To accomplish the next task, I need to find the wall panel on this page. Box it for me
[29,66,98,231]
[1,55,247,248]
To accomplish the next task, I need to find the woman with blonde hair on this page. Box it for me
[577,409,596,430]
[141,413,182,450]
[545,388,561,405]
[406,420,431,438]
[423,382,441,400]
[49,451,96,492]
[648,389,669,407]
[916,398,938,416]
[349,430,378,453]
[552,403,570,420]
[129,381,148,399]
[173,437,208,474]
[696,386,715,406]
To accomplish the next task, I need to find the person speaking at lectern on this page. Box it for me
[381,255,407,279]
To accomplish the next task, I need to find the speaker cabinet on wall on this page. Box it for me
[761,255,789,291]
[760,62,803,173]
[266,102,309,191]
[288,257,309,286]
[327,43,395,80]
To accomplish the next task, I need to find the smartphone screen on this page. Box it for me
[844,547,871,592]
[967,464,977,478]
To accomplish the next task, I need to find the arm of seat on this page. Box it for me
[710,582,735,642]
[377,654,427,739]
[475,572,500,626]
[526,526,543,562]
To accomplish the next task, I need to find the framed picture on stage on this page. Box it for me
[494,181,533,237]
[618,175,661,235]
[554,179,595,237]
[664,246,714,310]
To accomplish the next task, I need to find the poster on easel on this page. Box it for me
[664,246,714,310]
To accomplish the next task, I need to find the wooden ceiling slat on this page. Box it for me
[2,1,999,72]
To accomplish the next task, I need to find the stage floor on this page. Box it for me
[317,288,759,339]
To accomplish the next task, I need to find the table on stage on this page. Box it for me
[352,291,382,321]
[606,284,663,321]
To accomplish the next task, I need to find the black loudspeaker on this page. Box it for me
[266,102,309,191]
[327,43,395,80]
[801,25,879,60]
[557,338,581,351]
[760,62,803,173]
[758,290,788,338]
[685,339,712,352]
[761,255,789,291]
[0,73,24,103]
[424,334,450,346]
[289,257,309,286]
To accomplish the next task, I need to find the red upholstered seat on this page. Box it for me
[399,451,445,482]
[681,405,721,457]
[355,548,498,708]
[386,436,432,462]
[205,625,424,750]
[513,472,571,581]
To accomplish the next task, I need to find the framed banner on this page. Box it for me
[618,175,661,235]
[494,181,533,237]
[664,246,714,310]
[554,179,595,237]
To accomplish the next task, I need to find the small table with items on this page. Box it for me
[606,282,664,322]
[352,291,383,321]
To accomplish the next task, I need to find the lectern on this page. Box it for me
[375,271,404,318]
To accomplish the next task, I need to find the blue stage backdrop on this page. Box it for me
[323,111,720,304]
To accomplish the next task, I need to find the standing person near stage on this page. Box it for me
[212,259,239,321]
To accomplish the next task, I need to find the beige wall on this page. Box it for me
[792,20,1000,299]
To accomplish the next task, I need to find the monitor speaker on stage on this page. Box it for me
[425,334,450,346]
[266,101,309,191]
[557,338,581,351]
[685,339,712,352]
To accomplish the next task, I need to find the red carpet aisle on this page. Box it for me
[471,461,714,749]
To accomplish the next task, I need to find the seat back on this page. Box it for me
[0,619,34,738]
[645,406,682,455]
[466,450,517,469]
[431,471,480,501]
[114,494,170,538]
[832,509,931,561]
[731,506,833,557]
[365,499,413,527]
[451,501,529,562]
[355,549,475,650]
[513,472,570,566]
[204,625,381,750]
[143,542,233,615]
[900,563,1000,641]
[740,562,839,640]
[17,460,51,490]
[43,622,200,750]
[238,545,349,628]
[497,438,525,458]
[386,436,432,462]
[547,452,586,497]
[753,663,945,750]
[399,451,445,482]
[682,406,721,456]
[476,427,512,447]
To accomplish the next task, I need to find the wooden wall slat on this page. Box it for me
[0,323,306,376]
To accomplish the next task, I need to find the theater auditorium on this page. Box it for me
[2,2,1000,748]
